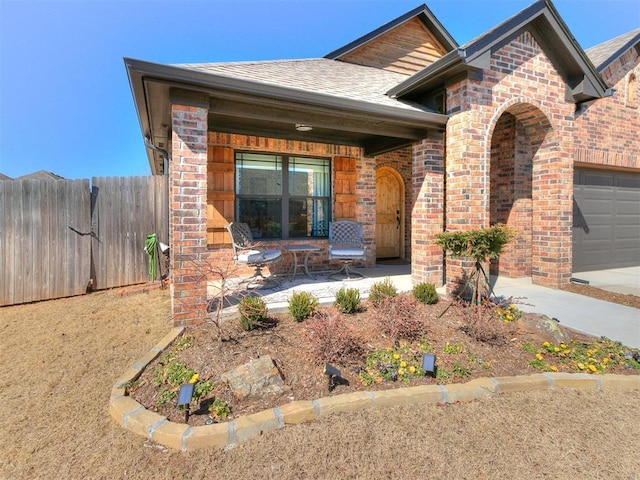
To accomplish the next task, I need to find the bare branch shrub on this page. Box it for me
[189,256,246,341]
[374,293,427,341]
[458,300,517,345]
[301,309,363,365]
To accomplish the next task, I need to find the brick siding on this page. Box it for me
[169,104,209,326]
[573,49,639,170]
[411,137,445,286]
[442,31,574,290]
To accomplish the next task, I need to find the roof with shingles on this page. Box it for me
[175,58,436,113]
[585,28,640,71]
[15,170,64,181]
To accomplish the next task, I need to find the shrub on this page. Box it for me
[334,287,362,314]
[375,293,427,341]
[413,282,439,305]
[194,380,213,401]
[359,342,432,386]
[458,301,516,345]
[238,296,268,331]
[288,291,319,322]
[435,224,516,305]
[495,300,523,322]
[208,399,231,421]
[301,310,363,364]
[368,277,398,306]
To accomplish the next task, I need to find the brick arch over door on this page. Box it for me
[487,101,565,284]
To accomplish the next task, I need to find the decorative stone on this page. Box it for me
[221,355,285,399]
[519,313,571,344]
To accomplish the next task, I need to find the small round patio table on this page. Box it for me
[284,244,321,279]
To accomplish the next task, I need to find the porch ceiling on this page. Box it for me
[125,58,448,175]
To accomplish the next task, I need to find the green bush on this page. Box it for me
[434,224,515,262]
[334,287,362,314]
[288,291,319,322]
[359,343,429,385]
[238,296,268,331]
[413,282,439,305]
[435,225,516,305]
[368,277,398,306]
[208,398,231,421]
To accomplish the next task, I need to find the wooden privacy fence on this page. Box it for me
[0,176,168,306]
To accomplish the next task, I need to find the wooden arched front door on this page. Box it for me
[376,167,404,259]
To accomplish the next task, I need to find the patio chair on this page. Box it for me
[225,222,282,287]
[328,220,366,279]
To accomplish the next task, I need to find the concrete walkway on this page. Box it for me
[491,272,640,349]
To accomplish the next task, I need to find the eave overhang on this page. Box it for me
[125,58,448,174]
[388,0,609,104]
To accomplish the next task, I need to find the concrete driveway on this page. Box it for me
[570,266,640,296]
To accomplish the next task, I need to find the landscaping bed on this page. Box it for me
[130,283,640,426]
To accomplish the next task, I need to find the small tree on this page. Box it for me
[189,257,247,341]
[435,224,515,305]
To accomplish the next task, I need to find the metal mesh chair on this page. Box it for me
[328,220,366,279]
[225,222,282,287]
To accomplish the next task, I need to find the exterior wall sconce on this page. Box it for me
[295,124,313,132]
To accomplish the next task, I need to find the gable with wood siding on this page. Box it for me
[336,17,448,74]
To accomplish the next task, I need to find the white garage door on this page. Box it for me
[573,168,640,272]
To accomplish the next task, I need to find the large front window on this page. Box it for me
[235,152,330,239]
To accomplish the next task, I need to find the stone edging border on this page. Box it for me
[109,326,640,452]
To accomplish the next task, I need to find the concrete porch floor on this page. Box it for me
[207,262,414,315]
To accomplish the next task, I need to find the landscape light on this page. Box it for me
[422,354,437,376]
[177,383,195,423]
[324,363,348,392]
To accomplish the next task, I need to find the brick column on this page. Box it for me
[169,103,208,326]
[356,154,377,266]
[444,102,489,293]
[411,136,445,286]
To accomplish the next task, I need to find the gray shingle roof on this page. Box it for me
[174,58,435,113]
[586,28,640,71]
[15,170,64,181]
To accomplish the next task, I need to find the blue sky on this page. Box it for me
[1,0,638,179]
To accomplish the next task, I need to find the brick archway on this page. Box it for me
[488,102,562,284]
[489,102,554,278]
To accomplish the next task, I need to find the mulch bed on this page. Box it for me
[562,282,640,309]
[130,292,639,425]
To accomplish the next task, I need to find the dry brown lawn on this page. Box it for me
[1,287,639,480]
